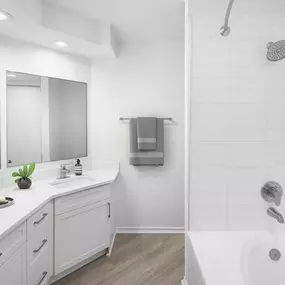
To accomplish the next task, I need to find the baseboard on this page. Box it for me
[181,277,188,285]
[116,227,185,234]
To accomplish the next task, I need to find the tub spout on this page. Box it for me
[267,207,284,223]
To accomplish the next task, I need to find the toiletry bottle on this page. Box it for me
[75,159,82,176]
[8,160,12,167]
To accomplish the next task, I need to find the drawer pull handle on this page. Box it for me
[33,239,47,253]
[34,213,48,226]
[36,272,48,285]
[108,203,111,218]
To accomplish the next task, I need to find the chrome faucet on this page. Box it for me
[59,164,70,179]
[267,207,284,224]
[261,181,283,206]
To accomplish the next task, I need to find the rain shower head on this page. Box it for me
[221,0,235,36]
[267,41,285,61]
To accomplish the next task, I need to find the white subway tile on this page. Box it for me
[191,103,266,142]
[226,167,265,206]
[191,142,227,166]
[264,143,285,168]
[227,204,267,230]
[190,12,285,231]
[224,142,266,167]
[190,166,227,230]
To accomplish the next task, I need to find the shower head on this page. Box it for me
[221,0,235,36]
[267,41,285,61]
[220,26,231,36]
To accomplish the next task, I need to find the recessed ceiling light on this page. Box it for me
[55,40,68,48]
[7,73,16,78]
[0,10,13,21]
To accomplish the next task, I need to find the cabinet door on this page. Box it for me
[0,244,26,285]
[108,184,116,256]
[55,200,110,275]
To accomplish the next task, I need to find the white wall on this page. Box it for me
[91,42,185,230]
[0,36,91,187]
[189,0,285,230]
[0,36,185,231]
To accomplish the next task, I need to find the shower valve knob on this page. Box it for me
[261,181,283,206]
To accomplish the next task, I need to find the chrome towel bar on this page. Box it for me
[119,117,172,121]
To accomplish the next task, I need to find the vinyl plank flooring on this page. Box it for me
[54,234,184,285]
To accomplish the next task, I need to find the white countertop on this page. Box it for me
[0,168,119,240]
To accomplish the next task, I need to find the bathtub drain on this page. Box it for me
[269,248,281,261]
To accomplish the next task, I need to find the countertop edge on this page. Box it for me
[0,172,118,240]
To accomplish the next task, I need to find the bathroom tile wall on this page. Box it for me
[189,3,285,230]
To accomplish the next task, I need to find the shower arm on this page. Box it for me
[223,0,235,30]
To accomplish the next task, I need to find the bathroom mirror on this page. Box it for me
[6,71,87,167]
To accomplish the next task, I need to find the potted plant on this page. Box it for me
[12,162,36,189]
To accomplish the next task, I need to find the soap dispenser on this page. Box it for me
[75,159,83,176]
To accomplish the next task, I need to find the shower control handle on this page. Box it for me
[261,181,283,206]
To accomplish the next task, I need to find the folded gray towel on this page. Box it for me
[130,118,164,166]
[137,117,157,150]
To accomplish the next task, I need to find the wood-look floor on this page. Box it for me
[54,234,184,285]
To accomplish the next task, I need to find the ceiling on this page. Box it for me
[44,0,185,43]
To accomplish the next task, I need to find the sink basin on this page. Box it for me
[49,176,96,189]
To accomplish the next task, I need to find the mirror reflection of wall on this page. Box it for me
[48,78,87,161]
[6,71,87,167]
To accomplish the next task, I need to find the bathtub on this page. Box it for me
[186,231,285,285]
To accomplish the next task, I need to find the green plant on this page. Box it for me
[12,162,36,183]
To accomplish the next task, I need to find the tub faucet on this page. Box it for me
[267,207,284,224]
[261,181,283,206]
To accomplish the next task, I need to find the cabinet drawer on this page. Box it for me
[0,223,26,267]
[27,235,53,268]
[55,185,110,215]
[28,239,52,285]
[27,202,53,238]
[30,271,50,285]
[0,243,27,285]
[27,202,53,274]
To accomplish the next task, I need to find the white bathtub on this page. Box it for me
[186,231,285,285]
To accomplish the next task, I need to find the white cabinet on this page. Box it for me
[0,244,26,285]
[108,184,116,255]
[0,183,115,284]
[54,185,110,215]
[0,223,26,267]
[27,202,53,285]
[54,187,111,275]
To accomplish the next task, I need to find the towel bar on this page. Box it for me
[119,117,172,121]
